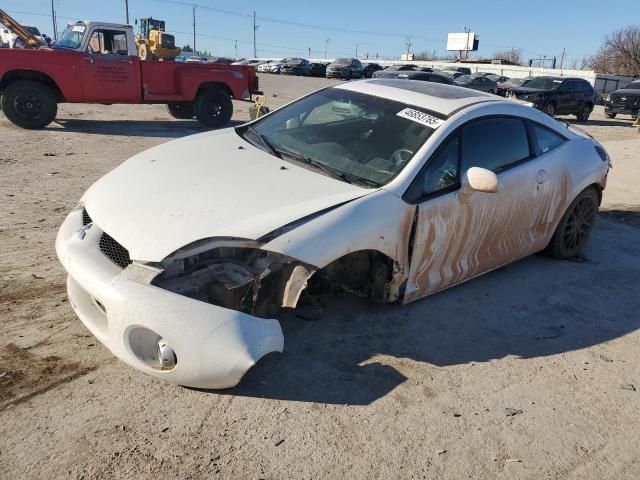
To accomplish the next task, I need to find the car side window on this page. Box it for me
[461,117,531,174]
[407,135,460,201]
[89,29,128,55]
[532,124,565,154]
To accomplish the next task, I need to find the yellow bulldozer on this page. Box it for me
[135,17,180,61]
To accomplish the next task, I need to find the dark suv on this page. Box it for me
[326,58,363,79]
[511,76,595,120]
[280,58,312,76]
[605,81,640,119]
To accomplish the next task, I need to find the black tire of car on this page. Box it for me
[605,112,617,119]
[0,80,57,129]
[576,103,592,121]
[488,89,495,94]
[542,101,556,117]
[545,187,599,259]
[166,102,195,119]
[194,88,233,128]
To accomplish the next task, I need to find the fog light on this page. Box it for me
[157,338,177,370]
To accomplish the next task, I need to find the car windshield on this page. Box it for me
[509,78,528,87]
[333,58,351,65]
[238,88,439,187]
[287,58,304,64]
[626,82,640,90]
[53,23,86,49]
[525,77,563,90]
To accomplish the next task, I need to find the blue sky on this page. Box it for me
[5,0,639,63]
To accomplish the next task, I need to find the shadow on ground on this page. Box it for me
[565,117,638,128]
[49,119,244,138]
[213,218,640,405]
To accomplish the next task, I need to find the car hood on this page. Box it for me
[82,129,372,262]
[612,88,640,96]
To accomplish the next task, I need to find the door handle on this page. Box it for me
[536,169,548,184]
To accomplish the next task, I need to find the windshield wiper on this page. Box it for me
[242,126,282,158]
[277,149,380,188]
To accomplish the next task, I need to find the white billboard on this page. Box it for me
[447,32,479,51]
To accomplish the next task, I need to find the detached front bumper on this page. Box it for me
[55,207,284,389]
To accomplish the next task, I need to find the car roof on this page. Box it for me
[335,79,500,117]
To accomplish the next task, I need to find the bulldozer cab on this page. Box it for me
[139,18,165,39]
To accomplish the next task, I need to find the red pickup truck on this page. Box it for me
[0,16,258,129]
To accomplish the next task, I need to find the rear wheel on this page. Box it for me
[166,102,194,119]
[605,112,617,119]
[194,88,233,128]
[576,103,592,121]
[0,80,57,129]
[546,187,599,259]
[488,89,495,94]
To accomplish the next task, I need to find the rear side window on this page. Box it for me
[461,118,530,173]
[532,124,565,154]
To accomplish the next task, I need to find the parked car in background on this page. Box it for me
[326,58,363,79]
[497,76,533,97]
[232,59,264,67]
[185,56,209,63]
[362,62,383,78]
[280,58,312,76]
[371,64,417,78]
[437,70,466,80]
[605,80,640,119]
[267,58,289,74]
[455,74,498,94]
[377,70,454,85]
[442,66,472,75]
[511,76,595,120]
[485,74,509,84]
[257,60,275,72]
[206,57,234,64]
[310,62,329,77]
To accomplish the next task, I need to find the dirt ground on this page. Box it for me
[1,74,639,480]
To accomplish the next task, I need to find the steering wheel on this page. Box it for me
[390,148,414,166]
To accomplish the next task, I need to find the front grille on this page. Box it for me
[82,208,92,226]
[611,93,640,106]
[99,232,131,269]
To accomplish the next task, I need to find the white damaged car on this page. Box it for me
[56,80,610,388]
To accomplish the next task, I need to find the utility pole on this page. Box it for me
[252,11,258,58]
[234,40,238,59]
[405,35,412,58]
[560,47,566,72]
[50,0,57,40]
[192,5,196,53]
[324,38,329,58]
[464,26,470,60]
[355,42,366,59]
[125,0,129,24]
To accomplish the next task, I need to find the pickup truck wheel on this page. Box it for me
[167,102,195,119]
[605,113,617,119]
[1,81,57,129]
[194,89,232,128]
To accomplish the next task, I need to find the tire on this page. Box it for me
[166,102,194,119]
[194,88,233,128]
[0,80,57,129]
[138,43,148,60]
[488,89,495,94]
[542,101,556,117]
[545,187,599,259]
[576,103,592,121]
[605,112,617,119]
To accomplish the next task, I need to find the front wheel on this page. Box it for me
[194,88,233,128]
[166,102,194,119]
[605,112,617,119]
[546,187,599,259]
[0,80,57,129]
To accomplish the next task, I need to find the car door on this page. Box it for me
[556,80,577,113]
[81,28,140,102]
[403,116,564,302]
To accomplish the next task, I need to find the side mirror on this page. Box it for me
[460,167,499,195]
